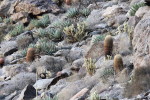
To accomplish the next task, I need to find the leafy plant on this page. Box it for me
[36,39,57,55]
[63,22,87,43]
[66,8,79,18]
[80,8,91,17]
[51,20,72,29]
[20,49,27,57]
[100,67,114,79]
[92,34,106,44]
[39,14,50,27]
[84,58,96,76]
[9,23,24,37]
[129,2,146,16]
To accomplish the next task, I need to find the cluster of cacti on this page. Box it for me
[26,48,35,62]
[9,23,24,37]
[66,8,91,18]
[36,39,57,55]
[63,22,87,43]
[104,35,113,59]
[129,2,146,16]
[90,92,100,100]
[113,54,124,74]
[84,58,96,76]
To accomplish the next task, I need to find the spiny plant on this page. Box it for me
[84,58,96,76]
[36,39,57,55]
[114,54,124,74]
[20,49,27,57]
[26,48,35,62]
[3,17,12,24]
[9,23,24,37]
[63,22,87,43]
[100,67,114,80]
[129,2,146,16]
[51,20,72,29]
[92,34,106,44]
[104,35,113,59]
[39,14,50,27]
[66,8,79,18]
[90,92,100,100]
[80,8,91,17]
[0,55,4,67]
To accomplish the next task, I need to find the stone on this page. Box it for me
[17,85,36,100]
[70,88,89,100]
[0,41,18,56]
[132,18,150,68]
[10,12,29,23]
[71,58,84,71]
[0,72,36,95]
[135,6,150,18]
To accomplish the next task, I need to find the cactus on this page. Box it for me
[80,8,91,17]
[65,0,71,5]
[104,35,113,59]
[0,57,4,67]
[26,48,35,62]
[66,8,79,18]
[114,54,124,74]
[84,58,96,76]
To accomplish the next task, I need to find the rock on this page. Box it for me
[4,91,17,100]
[67,47,83,62]
[71,58,84,71]
[0,41,18,56]
[2,64,27,77]
[85,9,103,29]
[128,16,141,28]
[70,88,89,100]
[135,6,150,18]
[10,12,29,23]
[14,0,63,15]
[17,85,36,100]
[132,18,150,68]
[34,79,54,90]
[30,56,67,75]
[102,5,125,17]
[84,41,104,60]
[0,72,36,95]
[115,14,127,26]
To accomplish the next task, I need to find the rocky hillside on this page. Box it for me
[0,0,150,100]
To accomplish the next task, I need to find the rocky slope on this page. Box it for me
[0,0,150,100]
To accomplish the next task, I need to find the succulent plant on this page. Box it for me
[39,14,50,27]
[63,22,87,43]
[104,35,113,59]
[20,49,27,57]
[9,23,24,37]
[36,39,57,55]
[84,58,96,76]
[0,57,4,67]
[65,0,71,5]
[26,48,35,62]
[92,34,106,44]
[114,54,124,74]
[80,8,91,17]
[90,92,100,100]
[129,2,146,16]
[66,8,79,18]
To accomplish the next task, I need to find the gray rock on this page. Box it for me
[17,85,36,100]
[0,41,18,56]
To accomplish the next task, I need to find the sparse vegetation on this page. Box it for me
[90,92,100,100]
[129,2,146,16]
[84,58,96,76]
[63,22,87,43]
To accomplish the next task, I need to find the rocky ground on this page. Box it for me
[0,0,150,100]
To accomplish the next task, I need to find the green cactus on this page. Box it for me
[66,8,79,18]
[80,8,91,17]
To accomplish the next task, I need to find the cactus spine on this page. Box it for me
[26,48,35,62]
[104,35,113,59]
[114,54,124,74]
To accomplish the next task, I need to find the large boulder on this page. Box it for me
[132,18,150,68]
